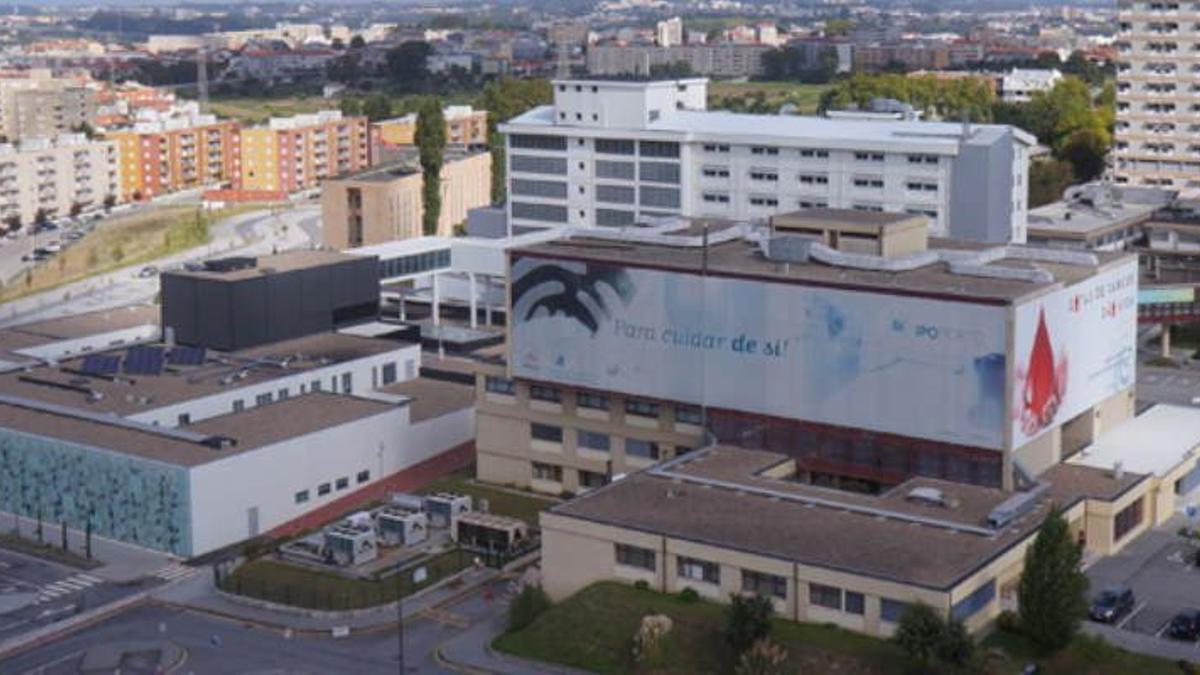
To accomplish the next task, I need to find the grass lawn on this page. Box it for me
[0,203,265,303]
[207,96,340,125]
[494,582,1187,675]
[418,466,558,525]
[221,548,472,610]
[708,81,832,114]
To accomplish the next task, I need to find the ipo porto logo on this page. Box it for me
[513,262,635,335]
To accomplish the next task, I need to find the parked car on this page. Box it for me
[1089,586,1136,623]
[63,230,83,241]
[137,265,158,278]
[1167,610,1200,641]
[42,241,61,253]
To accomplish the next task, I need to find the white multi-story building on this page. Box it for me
[656,17,684,47]
[999,68,1063,102]
[500,78,1035,244]
[1114,0,1200,190]
[0,133,117,226]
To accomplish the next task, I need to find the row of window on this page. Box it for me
[530,424,664,459]
[700,145,939,166]
[488,377,702,424]
[532,461,611,489]
[294,469,371,504]
[379,249,450,279]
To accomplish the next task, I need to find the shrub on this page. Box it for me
[631,614,673,665]
[633,580,650,591]
[725,594,774,655]
[678,587,700,603]
[894,602,945,663]
[936,619,975,667]
[734,638,788,675]
[507,584,551,631]
[996,609,1021,634]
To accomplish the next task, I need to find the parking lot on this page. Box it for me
[1087,524,1200,656]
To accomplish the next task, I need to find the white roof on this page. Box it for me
[505,105,1036,149]
[1069,404,1200,478]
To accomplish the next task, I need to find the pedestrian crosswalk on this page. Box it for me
[33,572,102,604]
[150,562,198,582]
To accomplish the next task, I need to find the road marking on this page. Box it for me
[1117,601,1146,631]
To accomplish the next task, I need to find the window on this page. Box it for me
[701,166,730,178]
[381,363,397,385]
[577,391,609,410]
[951,580,996,621]
[512,202,569,224]
[844,591,865,615]
[485,376,515,395]
[318,482,331,496]
[335,477,349,490]
[578,430,611,452]
[675,405,702,425]
[639,141,680,158]
[530,385,562,403]
[510,134,567,151]
[340,373,352,394]
[580,470,609,489]
[596,184,636,204]
[255,392,274,406]
[294,490,309,504]
[177,413,190,426]
[907,154,939,165]
[639,186,681,209]
[799,148,829,158]
[597,208,636,226]
[798,174,828,185]
[357,470,370,484]
[311,380,322,392]
[512,179,568,199]
[881,598,910,623]
[677,556,719,583]
[615,543,656,570]
[749,196,779,207]
[510,155,567,175]
[905,181,938,192]
[596,160,635,179]
[749,170,779,182]
[278,388,289,400]
[854,152,885,162]
[742,570,787,599]
[798,200,828,208]
[853,203,883,212]
[639,161,681,184]
[626,398,660,417]
[531,423,564,443]
[810,583,842,610]
[853,177,884,188]
[703,193,730,204]
[703,143,730,153]
[1114,498,1144,542]
[626,439,660,460]
[750,146,779,156]
[232,399,244,413]
[533,461,563,481]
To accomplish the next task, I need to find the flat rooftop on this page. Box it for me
[1068,404,1200,478]
[0,304,159,364]
[550,446,1135,590]
[166,249,364,282]
[0,332,410,416]
[0,391,400,467]
[334,147,486,183]
[377,377,473,422]
[1028,200,1156,239]
[516,231,1129,304]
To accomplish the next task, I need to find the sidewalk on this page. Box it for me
[438,611,593,675]
[154,563,502,633]
[0,509,174,583]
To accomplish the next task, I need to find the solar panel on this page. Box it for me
[167,346,206,366]
[123,346,164,375]
[80,354,120,376]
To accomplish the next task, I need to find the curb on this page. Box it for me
[0,590,152,660]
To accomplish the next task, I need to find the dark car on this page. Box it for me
[1089,586,1136,623]
[1167,610,1200,641]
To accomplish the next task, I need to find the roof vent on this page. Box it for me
[906,487,952,508]
[201,436,237,450]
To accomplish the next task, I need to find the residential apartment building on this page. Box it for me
[1114,0,1200,190]
[500,78,1034,244]
[656,17,684,47]
[999,68,1063,103]
[106,108,240,201]
[0,133,117,225]
[370,105,488,157]
[586,45,772,78]
[0,72,96,141]
[239,111,369,197]
[322,148,492,247]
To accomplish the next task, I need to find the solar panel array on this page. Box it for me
[167,346,206,366]
[80,354,120,376]
[123,346,165,375]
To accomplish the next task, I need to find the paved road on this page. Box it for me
[1137,364,1200,406]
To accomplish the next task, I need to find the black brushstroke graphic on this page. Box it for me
[513,263,635,334]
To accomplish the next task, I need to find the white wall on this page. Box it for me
[127,344,420,427]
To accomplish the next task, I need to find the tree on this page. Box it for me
[1018,506,1089,654]
[3,213,19,233]
[349,35,366,50]
[340,97,363,117]
[894,602,944,663]
[69,202,83,218]
[724,594,773,656]
[33,208,48,228]
[1060,128,1109,183]
[1029,159,1075,208]
[936,619,975,667]
[476,78,553,203]
[508,584,550,630]
[386,41,432,91]
[331,37,345,50]
[362,94,393,122]
[416,98,447,236]
[103,194,117,211]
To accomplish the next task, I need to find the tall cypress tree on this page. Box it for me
[416,98,446,236]
[1018,505,1089,654]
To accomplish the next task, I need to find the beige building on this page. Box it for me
[240,110,370,197]
[321,148,491,248]
[0,133,118,226]
[370,106,489,155]
[0,72,96,142]
[1114,0,1200,190]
